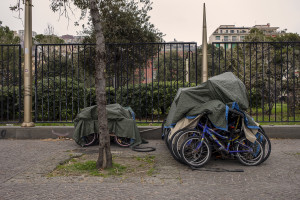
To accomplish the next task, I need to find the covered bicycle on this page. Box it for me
[162,72,271,168]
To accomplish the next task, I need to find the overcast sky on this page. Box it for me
[1,0,300,44]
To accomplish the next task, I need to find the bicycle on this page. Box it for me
[82,133,131,147]
[164,108,270,168]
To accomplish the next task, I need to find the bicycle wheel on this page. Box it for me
[114,136,131,147]
[172,129,203,161]
[257,126,271,163]
[180,136,211,168]
[82,133,97,147]
[235,137,264,166]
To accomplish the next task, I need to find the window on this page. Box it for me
[232,36,237,42]
[230,30,234,33]
[215,44,220,48]
[226,30,228,33]
[240,36,245,41]
[215,36,220,40]
[224,36,229,41]
[220,30,223,33]
[237,30,239,33]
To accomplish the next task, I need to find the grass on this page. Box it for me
[49,159,127,177]
[48,154,157,178]
[135,155,155,164]
[249,104,300,125]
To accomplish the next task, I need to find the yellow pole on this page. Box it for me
[22,0,35,127]
[202,3,208,83]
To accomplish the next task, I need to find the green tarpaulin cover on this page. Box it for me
[73,104,142,147]
[165,72,259,130]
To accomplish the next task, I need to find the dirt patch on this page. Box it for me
[48,153,157,178]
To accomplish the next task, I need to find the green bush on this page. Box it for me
[1,78,195,122]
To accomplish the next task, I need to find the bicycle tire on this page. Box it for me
[82,133,97,147]
[172,129,203,161]
[180,136,211,168]
[235,137,264,166]
[114,136,131,147]
[257,126,271,163]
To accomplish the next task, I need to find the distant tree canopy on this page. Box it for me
[34,34,64,44]
[81,0,163,44]
[0,21,20,44]
[245,28,300,42]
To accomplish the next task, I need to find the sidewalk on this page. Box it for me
[0,138,300,200]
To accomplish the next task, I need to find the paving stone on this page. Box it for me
[0,139,299,199]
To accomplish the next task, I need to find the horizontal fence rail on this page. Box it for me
[0,45,22,124]
[34,42,198,123]
[212,42,300,123]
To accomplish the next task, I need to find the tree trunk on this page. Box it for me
[89,0,112,169]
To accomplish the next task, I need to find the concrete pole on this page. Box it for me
[201,3,208,83]
[22,0,35,127]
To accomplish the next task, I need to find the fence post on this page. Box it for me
[21,0,35,127]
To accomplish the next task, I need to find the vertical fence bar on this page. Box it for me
[41,46,44,122]
[261,43,264,121]
[268,43,276,121]
[249,43,252,116]
[212,43,214,76]
[1,46,4,121]
[47,46,50,121]
[59,45,62,121]
[126,44,129,106]
[77,45,80,114]
[34,45,38,122]
[89,46,92,106]
[151,44,154,122]
[13,46,16,121]
[65,45,68,121]
[292,44,296,121]
[176,44,179,90]
[280,44,283,121]
[53,46,56,121]
[255,43,258,121]
[71,45,74,121]
[237,43,239,78]
[157,44,160,122]
[195,43,198,85]
[274,45,277,122]
[286,43,289,121]
[163,44,166,117]
[120,44,123,105]
[6,46,10,121]
[182,44,185,86]
[18,46,22,122]
[243,43,246,83]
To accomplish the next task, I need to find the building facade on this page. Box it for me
[209,23,280,47]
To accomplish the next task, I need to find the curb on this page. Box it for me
[0,125,299,140]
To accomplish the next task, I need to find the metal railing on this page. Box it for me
[1,42,299,124]
[0,45,22,124]
[34,42,198,123]
[212,42,300,122]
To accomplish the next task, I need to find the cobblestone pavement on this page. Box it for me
[0,138,299,200]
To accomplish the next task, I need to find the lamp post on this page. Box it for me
[21,0,35,127]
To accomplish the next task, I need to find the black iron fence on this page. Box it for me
[1,42,299,124]
[0,45,22,123]
[212,42,300,122]
[34,42,198,123]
